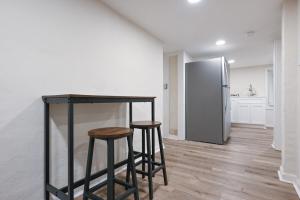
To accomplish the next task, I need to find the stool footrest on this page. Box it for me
[133,151,143,159]
[46,184,69,200]
[89,178,135,193]
[136,164,165,176]
[152,165,164,174]
[135,159,143,166]
[85,193,104,200]
[89,180,108,194]
[115,188,137,200]
[135,158,162,167]
[114,178,134,189]
[136,169,148,176]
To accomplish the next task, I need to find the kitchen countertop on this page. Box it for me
[231,96,266,98]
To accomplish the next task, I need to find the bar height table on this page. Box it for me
[42,94,156,200]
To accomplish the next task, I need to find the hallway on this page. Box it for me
[151,128,299,199]
[86,127,299,199]
[157,127,298,199]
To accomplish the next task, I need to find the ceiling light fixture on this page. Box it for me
[228,59,235,64]
[187,0,202,4]
[216,40,226,46]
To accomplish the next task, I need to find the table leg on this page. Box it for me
[68,103,74,200]
[126,102,133,187]
[129,102,133,124]
[151,100,155,122]
[107,139,115,200]
[44,103,50,200]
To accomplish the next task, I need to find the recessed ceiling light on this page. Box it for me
[228,59,235,64]
[216,40,226,46]
[187,0,202,4]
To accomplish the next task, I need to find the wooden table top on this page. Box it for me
[42,94,156,104]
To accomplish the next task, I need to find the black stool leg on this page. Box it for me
[126,138,132,187]
[157,126,168,186]
[83,138,95,200]
[127,135,140,200]
[151,128,155,176]
[142,129,146,179]
[107,139,115,200]
[146,128,154,200]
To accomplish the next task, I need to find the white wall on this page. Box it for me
[279,0,300,196]
[0,0,163,199]
[163,54,170,137]
[163,51,191,140]
[273,40,283,150]
[281,0,298,176]
[298,0,300,192]
[169,55,179,135]
[230,65,272,97]
[177,52,192,140]
[298,0,300,67]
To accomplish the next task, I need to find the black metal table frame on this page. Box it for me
[43,95,156,200]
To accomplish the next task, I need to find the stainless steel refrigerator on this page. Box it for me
[185,57,231,144]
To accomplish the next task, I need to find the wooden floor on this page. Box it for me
[79,127,299,200]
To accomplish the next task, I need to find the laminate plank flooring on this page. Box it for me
[77,127,299,200]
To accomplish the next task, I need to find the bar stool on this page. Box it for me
[127,121,168,200]
[83,127,139,200]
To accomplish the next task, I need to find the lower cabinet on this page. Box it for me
[250,104,266,124]
[238,104,251,124]
[231,97,266,125]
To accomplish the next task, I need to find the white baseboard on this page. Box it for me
[231,123,266,129]
[278,166,300,198]
[294,179,300,199]
[271,143,281,151]
[165,134,182,140]
[278,166,297,183]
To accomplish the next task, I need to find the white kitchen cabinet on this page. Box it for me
[231,97,266,125]
[238,104,251,123]
[231,99,239,122]
[250,104,266,124]
[265,108,274,127]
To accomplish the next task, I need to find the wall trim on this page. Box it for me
[294,179,300,198]
[278,166,296,183]
[166,134,182,140]
[271,143,281,151]
[231,123,266,129]
[278,166,300,198]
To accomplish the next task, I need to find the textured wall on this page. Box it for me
[230,65,272,97]
[0,0,163,199]
[281,0,298,178]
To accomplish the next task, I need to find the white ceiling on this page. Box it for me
[102,0,282,67]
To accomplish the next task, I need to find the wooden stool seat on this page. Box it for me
[88,127,133,139]
[130,121,161,129]
[84,127,139,200]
